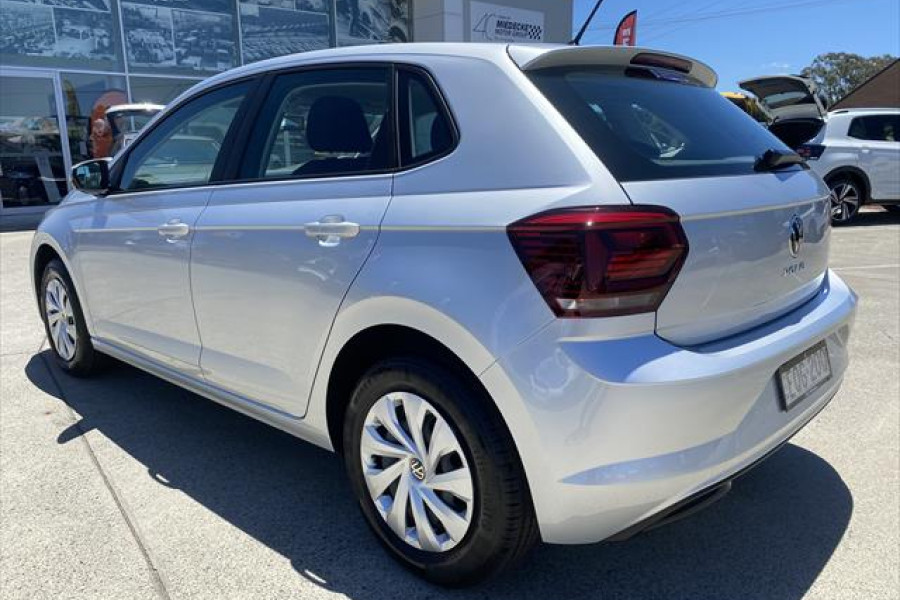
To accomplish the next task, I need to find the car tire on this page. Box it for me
[343,357,538,586]
[827,176,864,225]
[39,259,104,376]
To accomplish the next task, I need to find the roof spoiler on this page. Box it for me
[508,45,718,88]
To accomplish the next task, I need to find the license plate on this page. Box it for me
[777,341,832,411]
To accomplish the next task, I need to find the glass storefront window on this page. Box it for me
[335,0,409,46]
[122,0,239,76]
[0,0,124,72]
[60,72,128,162]
[0,74,68,210]
[129,77,200,105]
[1,0,413,215]
[239,0,330,64]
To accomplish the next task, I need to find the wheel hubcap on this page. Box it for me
[831,182,859,222]
[45,278,77,361]
[360,392,474,553]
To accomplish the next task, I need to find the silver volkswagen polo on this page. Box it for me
[31,43,857,585]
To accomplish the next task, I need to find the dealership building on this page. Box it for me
[0,0,572,222]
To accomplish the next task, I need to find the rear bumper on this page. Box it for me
[480,270,857,544]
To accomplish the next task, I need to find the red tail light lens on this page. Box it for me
[796,143,826,160]
[507,206,689,318]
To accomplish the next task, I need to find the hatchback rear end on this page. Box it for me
[471,45,857,545]
[326,44,857,584]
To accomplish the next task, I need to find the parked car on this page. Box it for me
[105,103,164,156]
[31,44,857,585]
[738,74,828,150]
[798,108,900,223]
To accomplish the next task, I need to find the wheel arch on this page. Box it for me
[30,234,94,332]
[323,323,502,456]
[309,308,548,541]
[32,243,62,300]
[823,166,871,203]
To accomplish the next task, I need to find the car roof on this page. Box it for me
[175,43,718,104]
[828,107,900,115]
[107,103,165,114]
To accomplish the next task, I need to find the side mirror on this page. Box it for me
[71,159,110,195]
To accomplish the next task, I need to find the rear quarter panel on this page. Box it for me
[302,52,636,435]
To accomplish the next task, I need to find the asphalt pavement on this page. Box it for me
[1,208,898,600]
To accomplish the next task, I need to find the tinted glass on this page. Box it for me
[240,67,392,180]
[239,1,330,64]
[121,0,238,76]
[398,70,454,165]
[60,72,128,162]
[119,81,249,191]
[129,77,200,105]
[0,0,123,71]
[529,66,794,182]
[335,0,409,46]
[848,115,900,142]
[0,75,67,209]
[763,90,811,110]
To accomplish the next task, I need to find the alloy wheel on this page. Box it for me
[45,278,77,361]
[830,181,860,223]
[359,392,474,552]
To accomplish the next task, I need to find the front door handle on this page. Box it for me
[304,215,360,247]
[158,219,191,240]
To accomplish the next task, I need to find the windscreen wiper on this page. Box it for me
[754,149,808,172]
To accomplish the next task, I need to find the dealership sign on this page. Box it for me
[470,2,545,43]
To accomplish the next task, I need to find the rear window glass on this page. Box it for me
[528,67,794,182]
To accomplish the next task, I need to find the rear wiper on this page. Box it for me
[754,149,808,172]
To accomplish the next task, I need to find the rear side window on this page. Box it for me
[528,67,793,182]
[848,115,899,142]
[239,67,393,180]
[398,69,455,166]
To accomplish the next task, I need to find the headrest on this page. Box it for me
[430,116,452,154]
[306,96,372,153]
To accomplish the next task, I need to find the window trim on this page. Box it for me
[219,61,461,186]
[108,61,462,193]
[396,64,460,170]
[107,75,262,195]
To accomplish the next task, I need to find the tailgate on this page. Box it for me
[623,172,831,345]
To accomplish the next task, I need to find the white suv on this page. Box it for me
[798,109,900,223]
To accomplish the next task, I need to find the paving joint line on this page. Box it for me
[38,345,173,600]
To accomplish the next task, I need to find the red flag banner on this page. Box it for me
[614,10,638,46]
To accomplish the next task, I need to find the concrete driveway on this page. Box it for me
[1,209,898,600]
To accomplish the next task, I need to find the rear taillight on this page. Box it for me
[507,206,688,318]
[796,144,826,160]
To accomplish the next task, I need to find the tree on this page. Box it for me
[802,52,897,107]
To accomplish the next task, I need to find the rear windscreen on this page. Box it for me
[528,66,794,181]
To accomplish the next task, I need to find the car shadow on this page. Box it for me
[840,208,900,227]
[26,352,852,600]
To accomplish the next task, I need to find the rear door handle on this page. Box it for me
[304,215,360,247]
[158,219,191,240]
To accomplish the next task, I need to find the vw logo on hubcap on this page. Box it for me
[409,458,426,481]
[789,215,804,257]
